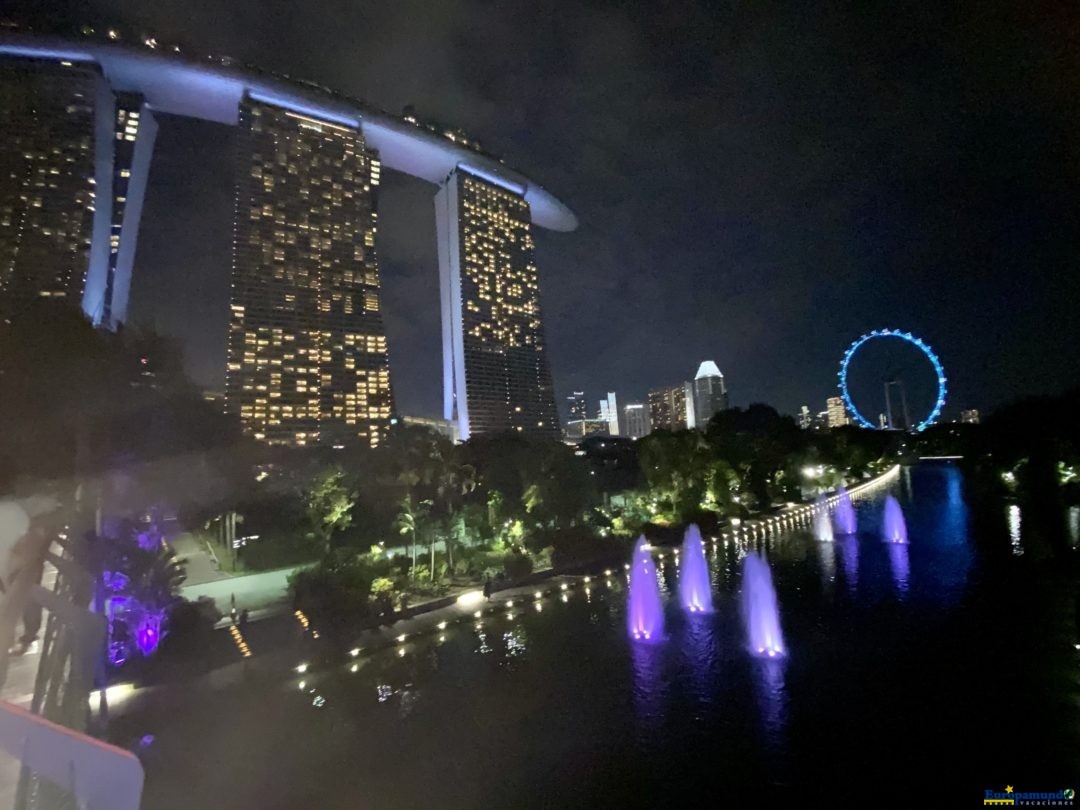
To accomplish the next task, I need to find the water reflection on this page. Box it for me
[888,542,910,597]
[751,657,788,749]
[1008,505,1023,556]
[838,536,859,592]
[630,639,668,744]
[1068,506,1079,548]
[503,629,527,658]
[816,539,836,589]
[916,465,972,600]
[681,609,720,702]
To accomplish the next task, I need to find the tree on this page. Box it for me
[638,429,713,521]
[302,465,355,552]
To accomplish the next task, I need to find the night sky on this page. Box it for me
[20,2,1080,421]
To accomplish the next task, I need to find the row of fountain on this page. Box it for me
[627,488,910,655]
[627,524,785,656]
[812,487,907,544]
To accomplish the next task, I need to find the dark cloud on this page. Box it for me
[35,0,1080,418]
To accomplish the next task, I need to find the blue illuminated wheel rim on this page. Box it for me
[838,329,946,432]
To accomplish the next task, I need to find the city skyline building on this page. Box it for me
[0,57,101,318]
[437,166,559,441]
[0,55,160,328]
[0,35,576,448]
[622,402,650,439]
[598,391,619,435]
[826,396,850,428]
[226,96,392,447]
[692,360,728,427]
[648,383,691,431]
[567,391,586,422]
[564,417,609,441]
[100,91,157,326]
[798,405,811,429]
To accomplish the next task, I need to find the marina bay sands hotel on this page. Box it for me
[0,32,577,447]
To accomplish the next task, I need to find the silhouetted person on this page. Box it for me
[483,576,493,601]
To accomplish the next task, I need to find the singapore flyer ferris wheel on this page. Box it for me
[838,329,947,432]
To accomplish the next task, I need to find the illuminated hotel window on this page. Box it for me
[225,96,393,448]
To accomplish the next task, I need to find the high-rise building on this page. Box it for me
[826,396,850,428]
[226,96,393,448]
[0,58,101,316]
[0,56,158,328]
[961,409,980,424]
[101,92,157,326]
[683,381,697,429]
[0,39,577,442]
[648,383,690,431]
[564,418,609,441]
[599,392,619,435]
[622,402,650,439]
[692,360,728,427]
[567,391,586,422]
[798,405,811,429]
[437,166,558,440]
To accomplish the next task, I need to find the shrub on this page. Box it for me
[288,553,376,632]
[530,545,553,571]
[550,526,619,569]
[503,550,533,581]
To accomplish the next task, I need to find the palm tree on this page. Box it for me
[433,458,476,574]
[394,494,419,575]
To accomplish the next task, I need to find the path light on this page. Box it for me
[583,576,591,583]
[349,648,360,658]
[437,621,447,630]
[396,634,407,643]
[296,663,308,674]
[457,590,484,607]
[560,583,568,590]
[534,591,542,599]
[473,610,482,618]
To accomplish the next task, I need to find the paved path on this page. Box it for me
[169,531,230,586]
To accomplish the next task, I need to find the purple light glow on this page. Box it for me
[135,612,164,656]
[888,541,910,595]
[678,524,713,613]
[627,536,665,643]
[834,486,857,535]
[839,536,859,591]
[102,571,130,592]
[741,552,785,657]
[882,495,908,544]
[813,496,834,542]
